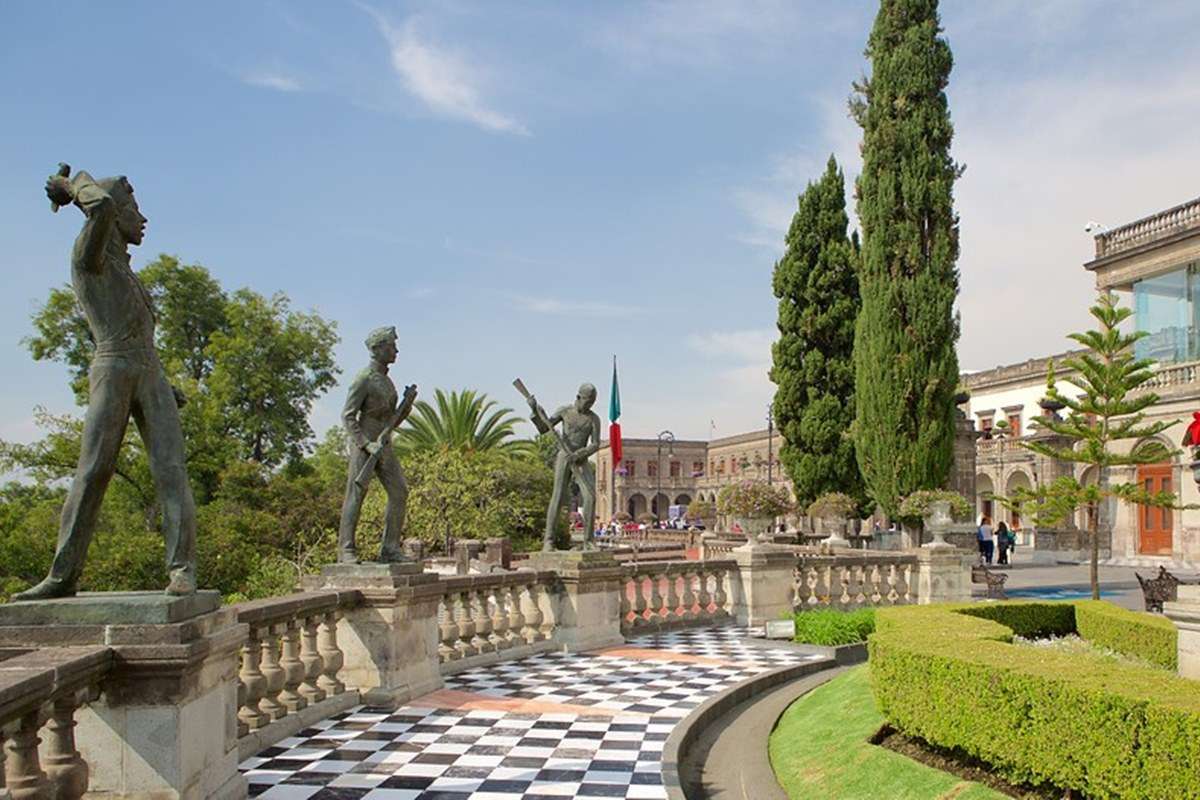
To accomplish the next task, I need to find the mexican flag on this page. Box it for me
[609,356,622,466]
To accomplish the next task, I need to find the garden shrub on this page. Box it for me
[1074,600,1178,671]
[869,602,1197,800]
[793,607,875,646]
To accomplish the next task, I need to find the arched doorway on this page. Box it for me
[1005,470,1032,541]
[651,492,670,519]
[674,493,692,507]
[627,493,647,519]
[976,473,995,523]
[1137,461,1173,555]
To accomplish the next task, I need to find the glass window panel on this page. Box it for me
[1134,267,1189,363]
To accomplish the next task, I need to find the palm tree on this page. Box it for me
[395,389,534,457]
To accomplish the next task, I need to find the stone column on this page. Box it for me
[915,548,973,604]
[302,562,443,709]
[1164,585,1200,680]
[729,543,796,627]
[0,592,248,800]
[523,551,625,651]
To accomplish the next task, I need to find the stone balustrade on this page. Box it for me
[435,570,559,673]
[620,559,734,636]
[792,552,917,610]
[1094,195,1200,258]
[232,590,361,759]
[0,646,111,799]
[1142,360,1200,390]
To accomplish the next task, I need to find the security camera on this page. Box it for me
[1084,221,1106,234]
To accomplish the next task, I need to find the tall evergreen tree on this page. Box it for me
[770,156,866,511]
[851,0,962,517]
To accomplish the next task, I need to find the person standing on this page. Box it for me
[996,521,1011,565]
[977,515,994,565]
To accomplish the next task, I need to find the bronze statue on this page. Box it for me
[514,380,600,551]
[337,326,417,563]
[15,165,197,600]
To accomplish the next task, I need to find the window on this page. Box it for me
[647,461,658,477]
[979,417,994,436]
[692,461,704,476]
[1133,263,1200,364]
[718,458,725,474]
[670,461,681,477]
[626,461,636,477]
[709,459,715,475]
[1007,413,1021,437]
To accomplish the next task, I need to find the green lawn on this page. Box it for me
[769,665,1007,800]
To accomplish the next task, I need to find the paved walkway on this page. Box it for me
[240,628,823,800]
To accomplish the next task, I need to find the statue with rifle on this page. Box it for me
[514,379,601,551]
[337,326,417,563]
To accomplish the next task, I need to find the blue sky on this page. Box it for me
[3,1,1200,448]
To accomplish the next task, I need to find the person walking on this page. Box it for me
[977,515,994,565]
[996,521,1011,565]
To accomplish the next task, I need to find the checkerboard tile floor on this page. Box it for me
[241,626,821,799]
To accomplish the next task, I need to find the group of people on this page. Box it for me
[976,515,1018,565]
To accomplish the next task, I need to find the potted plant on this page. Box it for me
[897,490,972,548]
[806,492,858,548]
[716,480,794,541]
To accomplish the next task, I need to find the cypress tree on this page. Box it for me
[770,156,866,511]
[851,0,961,518]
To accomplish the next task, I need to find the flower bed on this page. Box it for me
[869,601,1197,800]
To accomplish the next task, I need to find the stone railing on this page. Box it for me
[435,570,559,673]
[0,646,112,799]
[1142,360,1200,390]
[1094,195,1200,258]
[620,559,734,637]
[792,552,917,611]
[233,590,361,758]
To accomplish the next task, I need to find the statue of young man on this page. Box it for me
[337,326,417,563]
[526,383,601,551]
[16,166,197,600]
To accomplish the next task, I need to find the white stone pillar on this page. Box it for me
[915,548,973,604]
[302,563,443,709]
[730,543,796,627]
[1164,584,1200,680]
[523,551,625,651]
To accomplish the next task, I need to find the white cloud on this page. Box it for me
[242,70,304,92]
[365,10,528,135]
[512,295,639,318]
[686,329,775,363]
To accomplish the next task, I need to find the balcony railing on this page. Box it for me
[1095,196,1200,258]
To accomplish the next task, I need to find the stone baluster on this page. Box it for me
[712,567,730,620]
[821,565,834,606]
[865,565,881,604]
[454,590,476,659]
[6,710,48,799]
[666,572,683,622]
[278,619,308,714]
[317,610,346,696]
[489,586,512,651]
[238,629,268,732]
[470,588,496,656]
[679,570,697,622]
[437,597,459,662]
[901,564,914,602]
[258,625,287,722]
[631,571,649,630]
[696,568,712,620]
[505,584,526,647]
[299,614,326,705]
[44,694,87,800]
[537,581,557,640]
[619,577,634,634]
[648,572,665,624]
[520,583,544,644]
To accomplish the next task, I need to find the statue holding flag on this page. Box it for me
[513,379,601,551]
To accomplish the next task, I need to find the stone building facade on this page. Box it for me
[966,193,1200,566]
[595,429,793,523]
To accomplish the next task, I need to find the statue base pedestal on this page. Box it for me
[522,550,624,652]
[302,562,443,710]
[0,592,247,800]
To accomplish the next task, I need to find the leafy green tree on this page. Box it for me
[397,389,533,458]
[850,0,962,517]
[205,289,339,465]
[770,156,865,512]
[1008,293,1181,599]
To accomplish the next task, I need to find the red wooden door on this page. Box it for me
[1137,464,1173,555]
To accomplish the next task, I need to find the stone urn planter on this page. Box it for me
[922,500,954,549]
[815,516,851,550]
[735,516,774,542]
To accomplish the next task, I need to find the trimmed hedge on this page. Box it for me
[869,602,1197,800]
[1075,599,1178,671]
[793,607,875,646]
